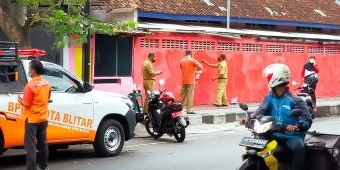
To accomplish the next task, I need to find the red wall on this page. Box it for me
[133,33,340,105]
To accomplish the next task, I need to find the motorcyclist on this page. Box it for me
[301,56,319,106]
[241,63,313,170]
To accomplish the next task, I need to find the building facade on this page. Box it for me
[65,0,340,104]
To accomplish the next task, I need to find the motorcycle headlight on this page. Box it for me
[122,97,134,110]
[254,121,273,134]
[178,117,187,127]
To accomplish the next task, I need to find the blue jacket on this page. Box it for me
[252,88,313,140]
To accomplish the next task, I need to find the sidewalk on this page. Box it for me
[186,97,340,125]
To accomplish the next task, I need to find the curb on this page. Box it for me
[187,104,340,125]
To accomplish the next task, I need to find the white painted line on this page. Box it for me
[313,119,340,125]
[126,133,229,148]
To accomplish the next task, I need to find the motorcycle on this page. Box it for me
[144,79,189,142]
[292,81,316,119]
[237,103,340,170]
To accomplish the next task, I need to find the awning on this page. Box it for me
[138,23,241,39]
[138,22,340,42]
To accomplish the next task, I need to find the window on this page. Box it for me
[191,41,215,50]
[296,26,322,32]
[307,46,324,54]
[266,44,285,53]
[242,43,262,52]
[218,42,240,51]
[246,23,276,30]
[287,45,304,53]
[140,38,159,48]
[325,47,340,54]
[0,62,26,93]
[95,34,133,77]
[43,67,80,92]
[162,39,188,49]
[0,65,17,83]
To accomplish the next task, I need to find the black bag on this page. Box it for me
[304,132,340,170]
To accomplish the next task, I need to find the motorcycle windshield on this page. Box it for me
[254,120,273,134]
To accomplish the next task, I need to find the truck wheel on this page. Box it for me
[93,119,125,157]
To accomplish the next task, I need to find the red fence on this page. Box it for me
[133,32,340,105]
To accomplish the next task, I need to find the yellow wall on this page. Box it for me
[74,47,93,83]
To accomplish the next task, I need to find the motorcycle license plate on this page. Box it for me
[239,137,268,149]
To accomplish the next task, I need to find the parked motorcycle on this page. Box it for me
[292,79,316,105]
[144,79,189,142]
[237,103,340,170]
[292,81,316,119]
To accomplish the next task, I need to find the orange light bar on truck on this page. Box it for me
[19,49,45,57]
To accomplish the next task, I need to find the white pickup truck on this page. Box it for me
[0,41,141,157]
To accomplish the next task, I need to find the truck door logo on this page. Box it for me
[6,102,93,132]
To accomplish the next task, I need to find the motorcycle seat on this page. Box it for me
[297,93,310,97]
[305,142,326,148]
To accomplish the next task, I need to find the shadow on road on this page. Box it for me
[0,137,179,169]
[0,149,98,169]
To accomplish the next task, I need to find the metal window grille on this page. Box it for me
[217,42,240,51]
[287,45,304,53]
[242,43,262,52]
[325,47,340,54]
[162,39,188,49]
[307,46,324,54]
[191,41,215,50]
[140,39,159,48]
[266,44,285,53]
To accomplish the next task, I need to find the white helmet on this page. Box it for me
[262,64,290,88]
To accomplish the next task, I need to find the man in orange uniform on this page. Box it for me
[180,50,203,114]
[18,59,51,170]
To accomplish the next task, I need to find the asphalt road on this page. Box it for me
[1,117,340,170]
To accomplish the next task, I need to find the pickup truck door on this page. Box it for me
[42,65,94,142]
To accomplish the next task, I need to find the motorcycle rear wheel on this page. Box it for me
[145,118,161,137]
[174,124,186,142]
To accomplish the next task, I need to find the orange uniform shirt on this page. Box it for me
[22,76,51,123]
[180,57,203,85]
